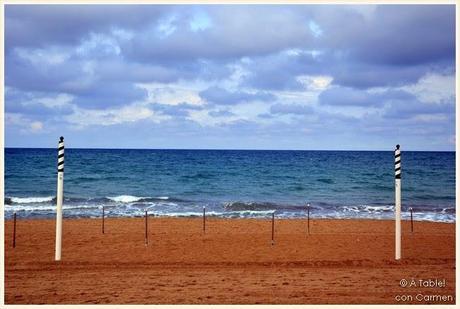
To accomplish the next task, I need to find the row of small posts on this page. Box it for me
[11,203,417,251]
[46,138,407,261]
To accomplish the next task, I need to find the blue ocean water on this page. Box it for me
[4,148,456,222]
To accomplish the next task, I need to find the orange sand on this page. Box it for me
[4,217,455,304]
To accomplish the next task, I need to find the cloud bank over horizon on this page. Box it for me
[5,4,456,150]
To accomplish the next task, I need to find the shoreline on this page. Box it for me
[4,214,456,223]
[5,217,455,304]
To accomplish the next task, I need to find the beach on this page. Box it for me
[4,2,457,305]
[4,217,455,304]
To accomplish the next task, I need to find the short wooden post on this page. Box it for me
[13,213,16,248]
[307,203,310,236]
[145,210,148,246]
[203,206,206,234]
[410,207,414,233]
[271,212,275,245]
[102,206,105,234]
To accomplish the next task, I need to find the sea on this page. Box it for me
[4,148,456,222]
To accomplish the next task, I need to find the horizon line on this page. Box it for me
[4,146,455,152]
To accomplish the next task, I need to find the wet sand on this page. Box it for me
[4,217,455,304]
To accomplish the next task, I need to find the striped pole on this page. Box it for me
[55,136,65,261]
[395,144,401,260]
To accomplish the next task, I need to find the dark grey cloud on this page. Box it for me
[4,5,455,150]
[307,5,455,66]
[6,102,74,117]
[6,47,232,105]
[72,82,148,108]
[153,102,204,117]
[208,110,235,117]
[383,99,455,120]
[6,54,83,93]
[257,113,274,119]
[350,5,455,66]
[199,86,275,105]
[122,5,315,62]
[5,88,74,116]
[243,48,452,91]
[96,58,232,84]
[5,5,169,51]
[319,87,415,107]
[242,5,455,90]
[4,5,314,64]
[243,52,318,91]
[6,67,148,109]
[329,63,437,89]
[6,5,455,94]
[6,54,148,108]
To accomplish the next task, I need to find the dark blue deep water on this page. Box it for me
[4,148,456,222]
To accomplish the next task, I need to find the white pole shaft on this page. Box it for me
[55,171,64,261]
[55,137,64,261]
[394,144,401,260]
[395,178,401,260]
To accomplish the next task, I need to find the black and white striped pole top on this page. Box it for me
[395,144,401,179]
[58,136,64,173]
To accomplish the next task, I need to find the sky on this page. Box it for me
[4,4,456,150]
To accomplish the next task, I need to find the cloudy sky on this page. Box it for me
[5,5,456,150]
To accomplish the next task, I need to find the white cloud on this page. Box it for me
[76,32,121,56]
[6,113,44,134]
[232,101,271,121]
[283,49,323,58]
[188,109,238,126]
[5,113,27,126]
[30,121,43,132]
[220,63,251,89]
[139,82,206,106]
[413,114,448,122]
[65,104,167,128]
[190,10,212,32]
[297,75,333,91]
[111,27,134,41]
[308,20,323,38]
[156,14,177,38]
[36,93,74,108]
[15,47,69,65]
[348,5,377,20]
[402,73,455,104]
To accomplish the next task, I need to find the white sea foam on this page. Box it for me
[341,205,393,213]
[148,211,222,217]
[6,204,99,212]
[8,205,56,211]
[107,195,144,203]
[230,210,275,215]
[342,206,360,212]
[362,205,393,212]
[10,196,54,204]
[156,196,169,200]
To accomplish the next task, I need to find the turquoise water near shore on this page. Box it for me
[4,148,455,222]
